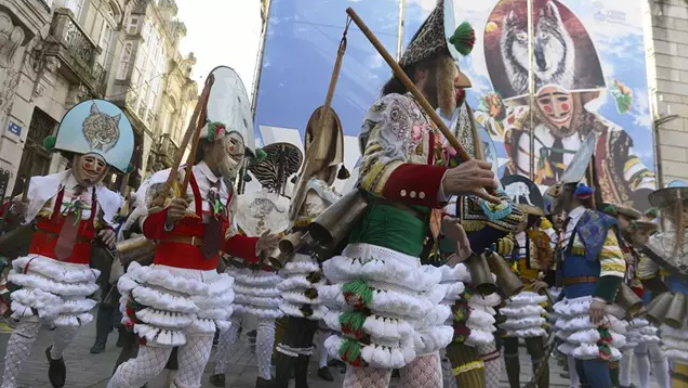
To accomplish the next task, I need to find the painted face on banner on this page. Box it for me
[536,85,574,131]
[73,153,109,187]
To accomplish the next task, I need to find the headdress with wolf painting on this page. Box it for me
[484,0,605,101]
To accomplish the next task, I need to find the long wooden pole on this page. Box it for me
[346,8,500,204]
[151,75,214,207]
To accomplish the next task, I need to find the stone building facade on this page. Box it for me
[0,0,196,198]
[107,0,197,189]
[646,0,688,187]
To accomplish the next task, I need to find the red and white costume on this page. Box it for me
[108,162,261,388]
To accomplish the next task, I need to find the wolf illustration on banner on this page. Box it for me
[446,0,657,210]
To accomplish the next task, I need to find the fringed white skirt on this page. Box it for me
[623,318,660,350]
[118,262,234,347]
[437,264,499,347]
[660,324,688,362]
[319,243,453,369]
[8,255,100,326]
[553,296,627,361]
[277,255,326,320]
[228,268,283,319]
[500,291,548,338]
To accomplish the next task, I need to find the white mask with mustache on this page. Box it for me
[217,132,246,180]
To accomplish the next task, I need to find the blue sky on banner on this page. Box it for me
[252,0,401,146]
[405,0,654,176]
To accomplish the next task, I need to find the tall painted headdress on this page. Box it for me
[203,66,257,157]
[47,99,134,173]
[484,0,605,102]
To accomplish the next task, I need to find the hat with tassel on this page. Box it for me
[399,0,476,67]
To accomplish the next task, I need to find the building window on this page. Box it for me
[97,22,114,67]
[64,0,83,20]
[128,16,139,35]
[15,108,56,186]
[116,42,133,80]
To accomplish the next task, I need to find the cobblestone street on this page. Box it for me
[0,318,655,388]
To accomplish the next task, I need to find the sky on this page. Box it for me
[175,0,263,96]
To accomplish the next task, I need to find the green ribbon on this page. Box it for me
[62,200,90,226]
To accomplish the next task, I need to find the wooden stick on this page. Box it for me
[346,8,500,204]
[181,81,212,194]
[152,75,214,206]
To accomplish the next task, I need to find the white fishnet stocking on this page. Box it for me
[398,352,442,388]
[619,349,633,387]
[1,321,40,388]
[648,343,670,388]
[317,330,330,368]
[441,355,458,388]
[50,325,78,360]
[342,366,392,388]
[256,319,275,380]
[174,335,214,388]
[567,355,580,388]
[107,345,172,388]
[213,316,240,375]
[635,343,651,388]
[478,343,501,388]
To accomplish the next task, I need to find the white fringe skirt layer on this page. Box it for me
[500,291,548,338]
[228,268,283,319]
[319,243,453,369]
[437,264,500,347]
[277,255,326,321]
[8,255,100,326]
[553,296,628,361]
[659,324,688,362]
[118,261,234,347]
[623,318,660,350]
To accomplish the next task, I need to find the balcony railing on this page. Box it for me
[155,134,179,168]
[48,10,108,96]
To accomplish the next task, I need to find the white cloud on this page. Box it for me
[176,0,262,96]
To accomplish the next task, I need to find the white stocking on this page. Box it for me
[213,316,241,375]
[441,354,458,388]
[342,366,392,388]
[317,329,330,369]
[635,344,650,388]
[649,343,670,388]
[619,349,633,387]
[174,335,214,388]
[50,325,78,360]
[107,345,172,388]
[478,343,501,388]
[398,352,443,388]
[256,319,275,380]
[567,355,580,388]
[1,321,41,388]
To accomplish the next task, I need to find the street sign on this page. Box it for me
[7,122,21,137]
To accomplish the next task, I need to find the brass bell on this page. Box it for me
[465,254,497,295]
[645,291,673,325]
[116,235,156,266]
[278,231,305,256]
[664,292,687,329]
[614,283,644,319]
[484,251,523,298]
[308,190,368,249]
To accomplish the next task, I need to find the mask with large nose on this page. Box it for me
[204,131,246,181]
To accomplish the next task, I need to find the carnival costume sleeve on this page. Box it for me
[594,227,626,302]
[358,94,447,208]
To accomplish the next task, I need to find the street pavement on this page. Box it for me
[0,317,658,388]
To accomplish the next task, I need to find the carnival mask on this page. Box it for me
[536,86,575,136]
[73,153,109,187]
[217,131,246,180]
[437,55,459,119]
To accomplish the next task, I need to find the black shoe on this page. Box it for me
[392,369,400,378]
[255,377,273,388]
[45,346,66,388]
[328,359,345,368]
[317,367,334,382]
[90,339,106,354]
[209,373,225,387]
